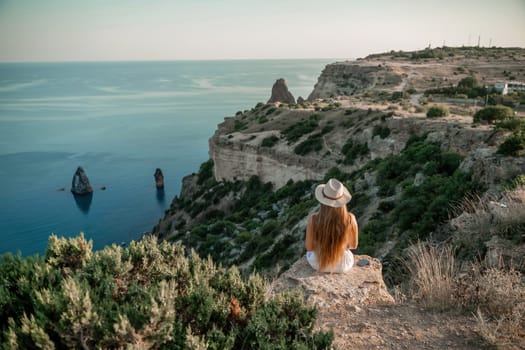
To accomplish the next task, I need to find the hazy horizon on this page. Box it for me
[1,0,525,63]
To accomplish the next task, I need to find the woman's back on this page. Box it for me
[305,179,358,272]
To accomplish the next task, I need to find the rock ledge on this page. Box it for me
[272,255,394,308]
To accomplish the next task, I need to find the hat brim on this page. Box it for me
[315,184,352,208]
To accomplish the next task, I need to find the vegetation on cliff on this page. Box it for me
[158,131,485,287]
[0,234,332,348]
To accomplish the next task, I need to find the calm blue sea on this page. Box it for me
[0,59,333,256]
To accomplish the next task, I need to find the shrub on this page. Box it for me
[261,135,279,148]
[265,107,276,115]
[426,105,449,118]
[321,124,334,134]
[341,139,369,164]
[457,76,479,89]
[294,133,323,155]
[497,133,525,156]
[496,117,525,132]
[234,119,247,131]
[391,91,404,101]
[358,220,389,255]
[281,115,319,143]
[473,105,513,124]
[197,159,214,185]
[0,235,333,349]
[372,125,391,139]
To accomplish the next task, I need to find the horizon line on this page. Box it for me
[0,57,346,64]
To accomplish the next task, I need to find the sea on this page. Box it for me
[0,59,335,256]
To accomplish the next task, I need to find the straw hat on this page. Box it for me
[315,179,352,208]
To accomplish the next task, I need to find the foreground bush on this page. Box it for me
[0,234,333,349]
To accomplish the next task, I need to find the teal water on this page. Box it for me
[0,59,333,255]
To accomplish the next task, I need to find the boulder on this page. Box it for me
[71,166,93,195]
[154,168,164,189]
[267,78,295,104]
[272,255,394,308]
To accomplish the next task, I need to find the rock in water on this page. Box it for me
[154,168,164,189]
[267,78,296,104]
[71,166,93,195]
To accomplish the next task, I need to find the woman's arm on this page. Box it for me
[347,212,358,249]
[305,215,315,251]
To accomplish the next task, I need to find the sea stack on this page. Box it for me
[267,78,296,104]
[71,166,93,195]
[154,168,164,189]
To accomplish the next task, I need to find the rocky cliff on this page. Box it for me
[209,105,523,190]
[307,62,401,100]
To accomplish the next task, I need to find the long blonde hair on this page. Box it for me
[311,204,355,271]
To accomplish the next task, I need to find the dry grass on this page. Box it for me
[404,241,456,310]
[456,265,525,346]
[473,308,505,348]
[406,240,525,347]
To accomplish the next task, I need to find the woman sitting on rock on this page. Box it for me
[305,178,358,273]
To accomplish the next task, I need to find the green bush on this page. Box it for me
[375,136,482,239]
[426,106,449,118]
[321,124,334,134]
[473,105,513,124]
[281,115,319,143]
[294,133,323,155]
[496,117,525,132]
[197,159,215,185]
[342,139,369,164]
[391,91,404,101]
[373,125,391,139]
[261,135,279,148]
[234,119,247,131]
[457,76,479,89]
[497,133,525,156]
[0,235,333,349]
[358,219,390,254]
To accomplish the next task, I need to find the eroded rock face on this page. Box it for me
[209,130,328,188]
[71,166,93,195]
[272,255,394,307]
[307,62,401,101]
[154,168,164,189]
[267,78,295,104]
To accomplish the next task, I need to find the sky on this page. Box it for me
[0,0,524,62]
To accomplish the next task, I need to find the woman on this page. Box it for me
[305,178,358,273]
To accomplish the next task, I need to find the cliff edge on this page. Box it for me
[271,255,489,349]
[272,255,394,307]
